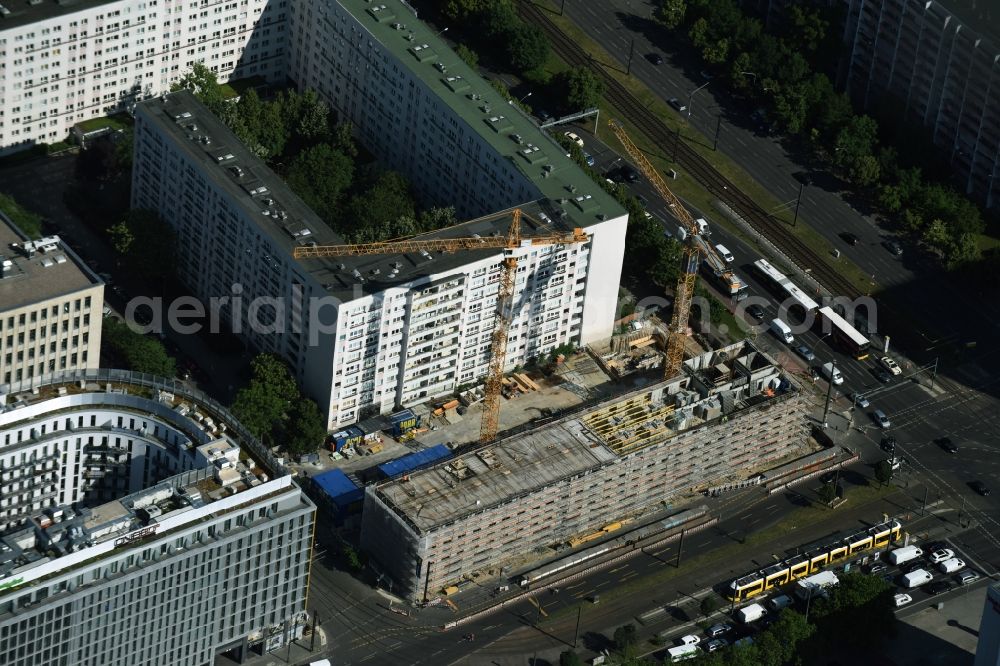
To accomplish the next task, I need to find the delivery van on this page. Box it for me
[769,318,794,344]
[821,362,843,385]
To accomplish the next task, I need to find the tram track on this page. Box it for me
[518,1,864,301]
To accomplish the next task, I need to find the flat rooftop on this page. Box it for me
[377,419,618,533]
[0,221,98,311]
[142,91,596,301]
[339,0,624,225]
[0,0,118,32]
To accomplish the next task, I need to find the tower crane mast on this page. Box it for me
[608,119,730,378]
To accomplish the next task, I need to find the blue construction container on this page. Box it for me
[389,409,420,437]
[312,469,364,511]
[329,425,365,452]
[377,444,451,479]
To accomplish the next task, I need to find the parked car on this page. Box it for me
[706,623,732,638]
[795,345,816,362]
[868,562,888,574]
[936,437,959,454]
[851,392,870,408]
[880,436,897,452]
[840,231,860,246]
[705,638,728,653]
[894,593,913,607]
[884,239,904,256]
[872,409,891,429]
[879,356,902,376]
[929,548,955,564]
[564,131,584,148]
[647,53,664,65]
[925,580,954,595]
[677,634,701,647]
[668,97,688,113]
[957,570,981,585]
[971,481,991,497]
[583,151,595,167]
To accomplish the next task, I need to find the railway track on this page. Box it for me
[518,1,863,300]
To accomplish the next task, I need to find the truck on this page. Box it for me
[902,569,933,589]
[888,545,923,566]
[736,603,767,624]
[666,644,700,662]
[795,570,839,601]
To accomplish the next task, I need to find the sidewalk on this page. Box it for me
[216,629,329,666]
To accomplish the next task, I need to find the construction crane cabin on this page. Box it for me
[293,209,589,444]
[608,119,734,378]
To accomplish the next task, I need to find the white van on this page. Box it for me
[667,644,700,662]
[821,362,843,385]
[714,244,734,263]
[938,557,965,574]
[769,318,794,344]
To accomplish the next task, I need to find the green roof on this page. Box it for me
[339,0,626,230]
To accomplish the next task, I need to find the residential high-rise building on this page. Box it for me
[0,370,315,666]
[840,0,1000,208]
[361,341,808,601]
[132,73,625,429]
[0,217,103,387]
[0,0,287,154]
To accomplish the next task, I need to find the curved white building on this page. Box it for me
[0,369,315,666]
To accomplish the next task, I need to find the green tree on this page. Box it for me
[785,5,828,54]
[230,354,299,439]
[922,218,951,253]
[612,623,638,656]
[107,219,134,255]
[834,115,879,172]
[755,608,815,665]
[329,122,358,158]
[284,398,327,456]
[559,650,583,666]
[286,144,354,223]
[418,206,458,233]
[809,572,895,650]
[507,23,549,75]
[851,154,881,187]
[818,482,837,504]
[171,63,226,114]
[946,232,980,269]
[102,317,177,377]
[455,43,480,69]
[874,459,893,486]
[256,101,287,158]
[343,171,417,243]
[656,0,687,30]
[442,0,488,22]
[555,67,604,113]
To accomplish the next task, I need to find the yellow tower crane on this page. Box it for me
[608,119,729,378]
[293,209,589,444]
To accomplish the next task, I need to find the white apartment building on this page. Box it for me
[0,0,288,154]
[841,0,1000,208]
[132,87,626,430]
[0,217,103,387]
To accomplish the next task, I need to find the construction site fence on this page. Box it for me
[765,452,861,495]
[440,515,718,630]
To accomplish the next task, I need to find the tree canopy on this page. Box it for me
[286,144,354,223]
[102,317,177,378]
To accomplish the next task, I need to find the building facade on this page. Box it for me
[977,581,1000,666]
[0,0,287,154]
[361,341,809,600]
[0,370,314,666]
[0,218,103,388]
[840,0,1000,208]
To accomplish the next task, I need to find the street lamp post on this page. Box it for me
[512,92,532,106]
[822,358,837,427]
[627,38,635,76]
[792,180,805,227]
[713,114,722,151]
[687,81,711,117]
